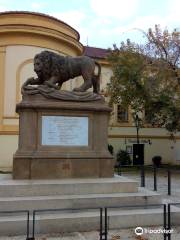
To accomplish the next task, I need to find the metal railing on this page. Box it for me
[31,207,104,240]
[115,165,180,195]
[167,202,180,240]
[0,210,30,240]
[103,203,167,240]
[1,204,180,239]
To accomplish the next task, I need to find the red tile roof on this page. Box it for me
[84,46,109,59]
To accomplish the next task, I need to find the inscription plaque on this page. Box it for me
[42,116,88,146]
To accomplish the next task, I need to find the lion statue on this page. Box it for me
[22,50,101,94]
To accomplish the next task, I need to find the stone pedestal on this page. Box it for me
[13,94,114,179]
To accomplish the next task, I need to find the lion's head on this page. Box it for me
[33,51,67,81]
[34,51,53,79]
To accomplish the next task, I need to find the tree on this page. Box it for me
[107,25,180,134]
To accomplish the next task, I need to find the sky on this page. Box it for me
[0,0,179,49]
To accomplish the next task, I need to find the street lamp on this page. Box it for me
[134,114,141,145]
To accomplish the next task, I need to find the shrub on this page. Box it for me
[152,156,162,167]
[116,149,131,166]
[108,144,114,155]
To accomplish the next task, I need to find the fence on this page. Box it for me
[31,207,103,240]
[0,210,30,240]
[103,203,167,240]
[115,165,180,196]
[167,202,180,240]
[0,204,180,239]
[0,207,104,240]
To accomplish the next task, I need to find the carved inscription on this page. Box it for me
[42,116,88,146]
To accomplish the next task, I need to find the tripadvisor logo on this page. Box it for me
[135,227,144,235]
[135,226,174,235]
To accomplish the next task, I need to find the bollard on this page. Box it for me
[141,165,145,187]
[100,208,103,240]
[168,170,171,196]
[163,204,167,240]
[153,166,157,191]
[104,208,108,240]
[167,204,171,240]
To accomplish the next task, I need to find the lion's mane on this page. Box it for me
[34,51,66,79]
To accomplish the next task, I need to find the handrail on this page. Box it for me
[0,210,30,240]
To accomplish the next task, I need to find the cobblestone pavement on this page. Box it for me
[0,227,180,240]
[0,173,180,239]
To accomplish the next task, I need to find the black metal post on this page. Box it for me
[163,204,167,240]
[168,170,171,196]
[26,211,30,240]
[105,208,108,240]
[154,166,157,191]
[32,211,36,240]
[141,165,145,187]
[134,114,140,145]
[167,204,171,240]
[136,126,140,145]
[100,208,103,240]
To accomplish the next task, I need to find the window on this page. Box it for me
[144,109,152,124]
[117,105,129,122]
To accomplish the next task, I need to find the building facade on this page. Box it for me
[84,47,180,166]
[0,11,179,170]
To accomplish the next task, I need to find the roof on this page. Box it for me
[0,11,80,40]
[84,46,109,59]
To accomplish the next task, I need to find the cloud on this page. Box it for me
[165,0,180,29]
[90,0,140,20]
[0,0,13,12]
[0,6,8,12]
[51,10,93,44]
[52,10,86,29]
[31,2,45,10]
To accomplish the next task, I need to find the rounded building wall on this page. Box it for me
[0,11,84,170]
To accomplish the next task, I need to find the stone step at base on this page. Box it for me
[0,176,138,197]
[1,207,180,236]
[0,188,161,211]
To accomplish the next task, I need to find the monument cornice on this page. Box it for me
[16,95,112,113]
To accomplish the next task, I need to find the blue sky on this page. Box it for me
[0,0,179,48]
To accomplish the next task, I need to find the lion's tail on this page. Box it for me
[92,61,101,94]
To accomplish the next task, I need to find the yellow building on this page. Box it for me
[0,11,179,171]
[84,46,180,166]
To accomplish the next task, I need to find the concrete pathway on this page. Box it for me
[0,227,180,240]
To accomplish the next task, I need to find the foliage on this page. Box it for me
[116,149,132,166]
[107,25,180,134]
[152,155,162,167]
[108,144,114,155]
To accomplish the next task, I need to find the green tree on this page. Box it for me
[107,25,180,134]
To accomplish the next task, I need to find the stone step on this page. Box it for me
[0,188,161,211]
[1,207,179,236]
[0,176,139,197]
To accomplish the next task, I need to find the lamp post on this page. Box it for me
[134,114,141,145]
[134,113,144,184]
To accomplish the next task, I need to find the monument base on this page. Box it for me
[13,94,114,179]
[13,156,114,179]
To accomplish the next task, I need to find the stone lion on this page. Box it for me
[22,50,101,94]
